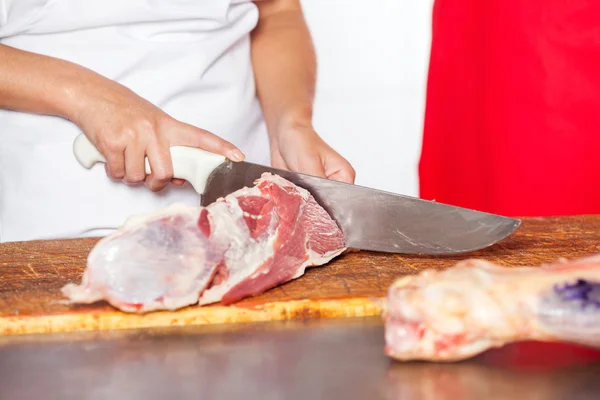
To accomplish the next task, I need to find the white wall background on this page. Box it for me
[300,0,434,197]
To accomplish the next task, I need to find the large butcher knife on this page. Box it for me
[72,134,520,255]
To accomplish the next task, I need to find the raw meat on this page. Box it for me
[383,254,600,362]
[199,174,346,305]
[61,173,346,312]
[61,205,225,313]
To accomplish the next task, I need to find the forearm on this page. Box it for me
[250,1,317,139]
[0,44,111,123]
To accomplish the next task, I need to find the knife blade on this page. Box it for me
[73,134,520,255]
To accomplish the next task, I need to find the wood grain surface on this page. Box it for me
[1,215,599,336]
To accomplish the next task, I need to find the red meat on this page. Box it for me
[61,173,346,312]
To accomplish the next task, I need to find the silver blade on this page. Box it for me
[201,161,521,255]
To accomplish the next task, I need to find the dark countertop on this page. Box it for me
[1,316,600,400]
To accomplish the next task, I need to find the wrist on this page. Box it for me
[49,62,101,125]
[55,77,84,124]
[271,105,314,136]
[57,66,122,127]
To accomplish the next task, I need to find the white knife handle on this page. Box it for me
[72,134,226,194]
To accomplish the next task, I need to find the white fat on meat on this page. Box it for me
[198,187,280,305]
[61,204,226,312]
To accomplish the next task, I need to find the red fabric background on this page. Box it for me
[418,0,600,217]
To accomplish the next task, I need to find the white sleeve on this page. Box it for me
[0,1,7,28]
[0,0,49,38]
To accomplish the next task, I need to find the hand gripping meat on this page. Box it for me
[383,255,600,362]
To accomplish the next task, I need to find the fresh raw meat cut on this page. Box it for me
[198,173,346,305]
[61,205,225,313]
[61,173,346,312]
[383,254,600,362]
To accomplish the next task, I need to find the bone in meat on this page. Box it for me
[383,254,600,362]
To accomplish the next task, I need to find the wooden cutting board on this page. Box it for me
[1,216,599,336]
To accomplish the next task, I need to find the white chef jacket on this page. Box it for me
[0,0,270,243]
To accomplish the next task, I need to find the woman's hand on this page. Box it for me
[270,121,356,184]
[0,44,244,192]
[73,80,245,192]
[250,1,355,185]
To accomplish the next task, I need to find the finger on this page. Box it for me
[270,151,288,170]
[171,178,186,186]
[144,140,173,192]
[122,141,148,185]
[104,151,125,180]
[169,122,245,162]
[297,153,327,178]
[324,154,356,184]
[328,166,356,184]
